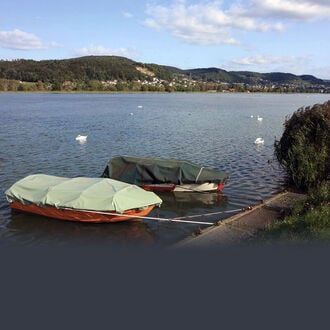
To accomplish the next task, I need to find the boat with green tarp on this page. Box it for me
[101,156,228,193]
[5,174,162,223]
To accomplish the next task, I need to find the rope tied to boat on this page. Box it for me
[61,207,245,226]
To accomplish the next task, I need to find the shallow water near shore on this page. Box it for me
[0,92,329,247]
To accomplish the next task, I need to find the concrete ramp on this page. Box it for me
[172,191,306,249]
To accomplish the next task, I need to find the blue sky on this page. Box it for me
[1,0,329,78]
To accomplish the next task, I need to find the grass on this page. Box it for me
[251,182,330,245]
[262,204,330,242]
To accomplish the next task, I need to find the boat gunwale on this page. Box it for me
[9,201,156,223]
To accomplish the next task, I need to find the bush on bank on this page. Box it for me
[274,100,330,190]
[256,102,330,243]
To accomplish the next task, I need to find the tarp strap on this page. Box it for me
[195,167,204,182]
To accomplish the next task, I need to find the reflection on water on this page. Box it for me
[157,191,228,219]
[1,192,229,248]
[1,93,329,247]
[2,210,155,248]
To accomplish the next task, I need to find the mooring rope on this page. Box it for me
[61,206,245,226]
[62,207,215,225]
[173,208,243,220]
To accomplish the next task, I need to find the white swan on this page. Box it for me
[75,135,87,142]
[254,137,264,145]
[257,115,263,121]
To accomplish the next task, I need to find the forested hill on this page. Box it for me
[0,56,173,83]
[0,56,328,92]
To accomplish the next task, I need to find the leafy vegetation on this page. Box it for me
[251,102,330,244]
[274,101,330,190]
[0,56,329,92]
[255,183,330,244]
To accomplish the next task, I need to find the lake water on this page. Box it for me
[0,92,329,248]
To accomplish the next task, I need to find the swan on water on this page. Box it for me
[254,137,264,144]
[257,115,263,121]
[75,135,87,142]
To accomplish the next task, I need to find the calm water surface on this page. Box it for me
[0,93,329,247]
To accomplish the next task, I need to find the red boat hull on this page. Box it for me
[9,201,155,223]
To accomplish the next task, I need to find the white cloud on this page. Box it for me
[144,1,284,45]
[0,29,61,51]
[144,2,240,45]
[229,55,330,78]
[123,12,134,18]
[247,0,330,20]
[227,55,315,75]
[308,65,330,80]
[144,0,329,45]
[225,55,330,78]
[230,55,302,66]
[0,29,47,50]
[74,45,139,59]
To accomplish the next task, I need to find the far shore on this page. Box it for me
[1,90,328,95]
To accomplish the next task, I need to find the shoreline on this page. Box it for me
[0,90,328,95]
[170,191,307,249]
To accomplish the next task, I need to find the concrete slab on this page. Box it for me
[171,191,306,249]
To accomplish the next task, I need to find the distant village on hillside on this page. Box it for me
[0,56,329,93]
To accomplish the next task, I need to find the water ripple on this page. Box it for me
[1,93,329,247]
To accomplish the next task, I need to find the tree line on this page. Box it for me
[0,56,328,93]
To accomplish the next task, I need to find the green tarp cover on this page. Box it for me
[5,174,162,214]
[102,156,228,186]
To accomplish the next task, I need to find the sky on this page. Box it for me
[1,0,330,79]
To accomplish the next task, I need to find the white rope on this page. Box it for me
[61,207,215,225]
[61,206,245,226]
[173,208,243,220]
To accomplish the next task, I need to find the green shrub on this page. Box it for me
[261,204,330,243]
[254,183,330,243]
[274,100,330,190]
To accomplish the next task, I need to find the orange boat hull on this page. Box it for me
[9,201,155,223]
